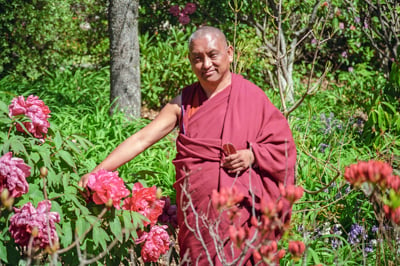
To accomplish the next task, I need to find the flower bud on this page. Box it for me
[1,189,14,209]
[1,188,10,203]
[31,226,39,237]
[106,198,113,208]
[156,188,163,199]
[40,166,48,178]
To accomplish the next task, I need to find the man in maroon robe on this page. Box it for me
[79,26,296,265]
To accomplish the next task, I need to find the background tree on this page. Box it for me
[109,0,141,118]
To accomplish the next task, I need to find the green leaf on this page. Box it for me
[57,150,76,168]
[9,137,27,156]
[0,241,8,263]
[76,217,91,244]
[39,148,52,168]
[54,130,63,150]
[110,216,123,243]
[61,221,73,247]
[92,226,110,250]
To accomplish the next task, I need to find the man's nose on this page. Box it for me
[202,56,212,69]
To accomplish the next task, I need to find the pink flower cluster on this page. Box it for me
[87,169,130,209]
[344,160,400,225]
[9,200,60,249]
[85,170,170,261]
[344,160,393,186]
[252,240,285,264]
[9,95,51,139]
[0,152,31,198]
[135,225,170,262]
[213,184,304,263]
[288,240,306,260]
[169,3,196,25]
[212,186,244,219]
[122,183,165,226]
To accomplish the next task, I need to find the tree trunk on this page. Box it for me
[109,0,141,118]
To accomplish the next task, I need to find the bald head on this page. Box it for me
[188,26,228,50]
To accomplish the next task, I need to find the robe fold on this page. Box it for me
[172,74,296,265]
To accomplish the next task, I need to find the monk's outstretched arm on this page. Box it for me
[78,96,181,187]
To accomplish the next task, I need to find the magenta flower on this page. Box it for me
[87,169,130,209]
[122,183,165,226]
[182,3,196,15]
[9,200,60,249]
[0,152,30,198]
[9,95,51,139]
[135,225,170,262]
[157,196,177,228]
[178,14,190,25]
[169,5,180,17]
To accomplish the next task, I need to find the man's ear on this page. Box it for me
[227,45,234,62]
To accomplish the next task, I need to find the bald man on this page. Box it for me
[79,26,296,265]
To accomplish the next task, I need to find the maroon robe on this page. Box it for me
[172,74,296,265]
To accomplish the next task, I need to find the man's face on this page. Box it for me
[188,33,233,87]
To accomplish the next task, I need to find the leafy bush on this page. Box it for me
[140,27,196,109]
[0,0,109,79]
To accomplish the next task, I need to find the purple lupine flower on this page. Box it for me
[348,223,367,245]
[371,225,378,233]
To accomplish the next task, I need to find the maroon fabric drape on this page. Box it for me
[172,74,296,265]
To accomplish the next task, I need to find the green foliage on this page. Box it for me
[0,67,177,264]
[0,0,109,79]
[140,27,196,108]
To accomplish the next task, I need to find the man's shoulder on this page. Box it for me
[233,74,267,97]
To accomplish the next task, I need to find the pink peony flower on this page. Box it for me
[87,169,130,209]
[9,200,60,249]
[182,3,196,15]
[135,225,170,262]
[169,5,180,17]
[122,183,164,226]
[0,152,30,198]
[9,95,51,139]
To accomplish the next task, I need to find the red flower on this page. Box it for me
[279,183,304,203]
[229,225,248,248]
[122,183,165,226]
[0,152,30,198]
[254,241,284,263]
[87,169,130,209]
[211,186,244,210]
[135,225,170,262]
[383,205,400,224]
[9,200,60,249]
[344,160,393,187]
[288,240,306,260]
[9,95,51,139]
[385,175,400,192]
